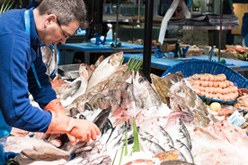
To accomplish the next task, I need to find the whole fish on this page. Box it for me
[87,51,124,90]
[132,70,161,109]
[175,139,194,164]
[139,135,166,155]
[93,108,111,133]
[61,63,90,107]
[150,73,173,105]
[178,119,192,150]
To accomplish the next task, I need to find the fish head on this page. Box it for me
[108,51,124,66]
[88,94,111,111]
[79,63,90,81]
[132,70,150,89]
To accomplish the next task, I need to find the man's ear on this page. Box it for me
[45,14,56,26]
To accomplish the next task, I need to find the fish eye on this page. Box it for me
[93,103,98,109]
[138,78,145,83]
[79,114,86,119]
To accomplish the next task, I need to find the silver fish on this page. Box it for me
[176,139,194,164]
[139,135,166,155]
[178,119,192,150]
[61,63,90,107]
[87,51,124,90]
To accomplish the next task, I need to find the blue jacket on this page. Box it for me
[0,8,57,137]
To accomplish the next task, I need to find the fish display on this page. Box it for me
[6,52,248,165]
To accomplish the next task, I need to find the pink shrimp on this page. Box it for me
[209,74,214,81]
[219,74,226,81]
[216,93,223,100]
[213,82,219,88]
[208,81,214,87]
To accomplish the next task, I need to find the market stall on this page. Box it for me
[4,51,248,165]
[2,0,248,165]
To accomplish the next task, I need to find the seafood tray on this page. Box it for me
[162,59,248,103]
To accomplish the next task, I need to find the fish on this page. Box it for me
[154,150,179,161]
[165,111,194,129]
[132,70,162,109]
[168,79,214,127]
[61,63,90,107]
[159,126,175,149]
[16,140,70,162]
[93,107,111,133]
[178,119,192,150]
[175,139,194,164]
[192,124,248,165]
[68,64,130,112]
[60,77,81,101]
[87,51,124,90]
[150,73,173,105]
[139,135,166,155]
[162,71,184,83]
[86,93,111,111]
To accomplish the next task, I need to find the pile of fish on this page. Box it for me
[5,52,248,165]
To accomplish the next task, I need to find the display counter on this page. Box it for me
[58,41,156,65]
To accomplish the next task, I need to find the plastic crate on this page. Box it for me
[162,59,248,89]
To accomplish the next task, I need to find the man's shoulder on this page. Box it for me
[0,9,26,37]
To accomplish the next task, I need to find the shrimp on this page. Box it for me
[224,80,230,87]
[208,81,214,87]
[192,74,201,80]
[201,81,209,87]
[213,81,219,88]
[215,93,222,100]
[209,87,214,94]
[219,74,226,81]
[209,74,214,81]
[204,74,210,81]
[199,86,205,91]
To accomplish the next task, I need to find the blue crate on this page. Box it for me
[162,59,248,89]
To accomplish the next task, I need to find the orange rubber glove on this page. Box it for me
[45,111,100,143]
[44,98,100,145]
[44,98,64,114]
[44,98,75,145]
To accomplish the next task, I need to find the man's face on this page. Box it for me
[41,16,80,46]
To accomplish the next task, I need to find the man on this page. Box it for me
[0,0,100,163]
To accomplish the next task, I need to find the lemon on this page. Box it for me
[210,102,221,112]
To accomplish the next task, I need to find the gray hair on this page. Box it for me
[37,0,88,28]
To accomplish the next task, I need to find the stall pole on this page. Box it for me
[218,0,223,63]
[143,0,154,82]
